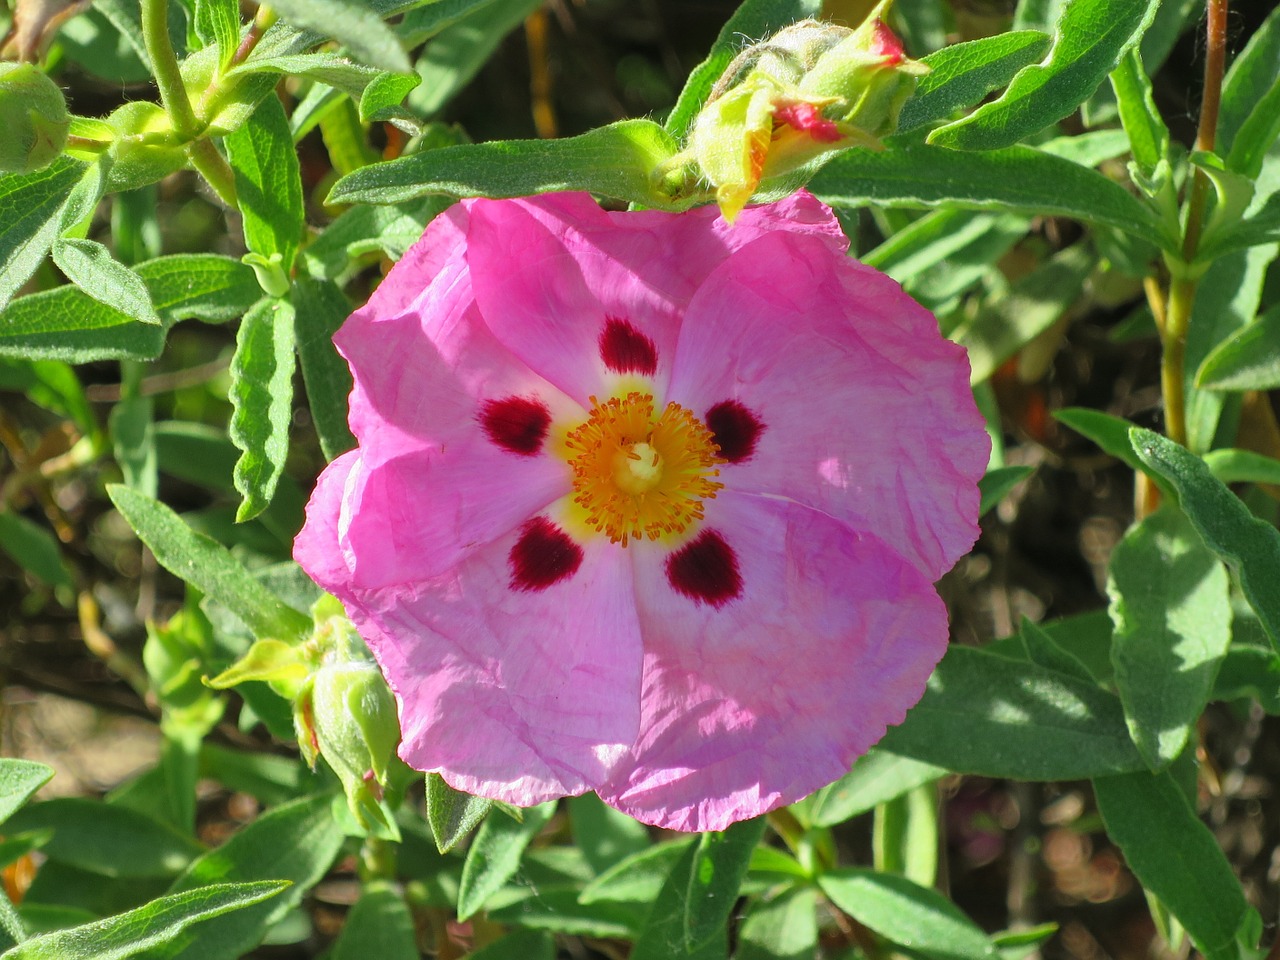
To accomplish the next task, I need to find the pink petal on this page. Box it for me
[321,509,645,804]
[597,491,949,832]
[462,192,849,403]
[328,249,580,590]
[669,228,988,581]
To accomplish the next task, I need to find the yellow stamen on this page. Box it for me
[563,392,724,545]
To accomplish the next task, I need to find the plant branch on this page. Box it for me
[141,0,200,138]
[187,137,238,207]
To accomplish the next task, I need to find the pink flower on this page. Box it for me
[294,191,988,832]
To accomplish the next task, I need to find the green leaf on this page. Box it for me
[1107,509,1231,770]
[149,794,344,960]
[1018,618,1097,686]
[568,793,650,875]
[1054,408,1172,496]
[229,298,296,522]
[1094,769,1248,960]
[4,799,203,878]
[978,465,1034,515]
[878,643,1145,779]
[664,0,823,141]
[227,52,381,101]
[331,882,417,960]
[486,886,641,938]
[0,360,95,439]
[52,238,160,325]
[810,143,1166,244]
[1212,643,1280,714]
[409,0,543,118]
[266,0,410,73]
[1109,48,1169,180]
[425,773,492,853]
[359,71,422,123]
[579,840,689,909]
[107,485,312,642]
[291,279,355,461]
[0,286,165,362]
[736,887,817,960]
[1196,301,1280,391]
[457,801,555,920]
[0,157,89,311]
[631,819,765,960]
[300,196,448,279]
[1219,5,1280,160]
[820,869,998,960]
[1184,246,1277,451]
[928,0,1160,150]
[1202,449,1280,487]
[897,31,1052,134]
[327,120,682,208]
[953,243,1094,384]
[135,255,262,324]
[1129,429,1280,653]
[194,0,243,71]
[0,882,286,960]
[110,395,158,498]
[226,97,305,275]
[800,749,946,828]
[0,761,53,827]
[0,513,72,589]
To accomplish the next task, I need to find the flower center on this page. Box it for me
[564,392,724,546]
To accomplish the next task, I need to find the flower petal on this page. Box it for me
[669,229,988,581]
[597,491,949,831]
[312,509,645,805]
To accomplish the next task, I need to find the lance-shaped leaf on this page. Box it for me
[810,142,1167,245]
[52,238,160,325]
[736,887,817,960]
[230,298,295,522]
[631,819,765,960]
[897,31,1051,134]
[664,0,822,141]
[327,121,682,208]
[929,0,1160,150]
[820,869,998,960]
[1095,769,1248,960]
[330,882,417,960]
[879,643,1145,779]
[1130,428,1280,652]
[457,801,555,920]
[1219,5,1280,163]
[800,749,946,828]
[0,761,53,827]
[1109,48,1169,181]
[0,156,90,311]
[227,97,305,281]
[0,513,72,589]
[107,485,311,641]
[266,0,410,73]
[425,773,492,854]
[291,279,355,461]
[0,881,287,960]
[1107,509,1231,770]
[194,0,243,73]
[1196,301,1280,391]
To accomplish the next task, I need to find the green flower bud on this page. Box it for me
[105,101,186,192]
[0,62,69,173]
[308,660,401,830]
[686,0,925,220]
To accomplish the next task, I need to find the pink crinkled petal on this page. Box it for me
[669,228,989,581]
[462,192,849,404]
[596,491,949,832]
[354,202,469,320]
[320,509,645,804]
[330,230,580,590]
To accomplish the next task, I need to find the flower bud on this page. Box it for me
[0,62,69,173]
[686,1,924,220]
[307,660,401,830]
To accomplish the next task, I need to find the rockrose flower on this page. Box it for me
[294,191,988,832]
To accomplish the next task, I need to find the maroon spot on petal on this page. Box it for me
[599,317,658,375]
[705,400,765,463]
[666,529,743,608]
[480,396,551,456]
[510,517,583,591]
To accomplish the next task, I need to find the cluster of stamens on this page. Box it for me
[564,392,725,545]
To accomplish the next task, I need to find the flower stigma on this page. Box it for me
[564,392,725,546]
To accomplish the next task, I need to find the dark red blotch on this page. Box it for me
[509,517,583,591]
[480,396,551,456]
[705,400,765,463]
[666,529,743,608]
[599,317,658,375]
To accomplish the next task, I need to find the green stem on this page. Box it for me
[187,137,238,207]
[1160,0,1228,448]
[141,0,200,138]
